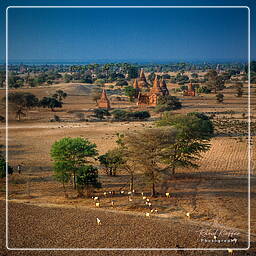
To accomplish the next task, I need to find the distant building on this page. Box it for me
[98,89,111,109]
[137,69,149,88]
[137,76,169,106]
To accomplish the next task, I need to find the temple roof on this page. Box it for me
[133,78,139,89]
[140,68,146,80]
[100,89,109,101]
[150,76,163,94]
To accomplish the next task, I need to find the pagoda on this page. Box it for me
[137,69,149,88]
[98,89,111,109]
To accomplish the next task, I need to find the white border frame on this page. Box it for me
[5,5,251,251]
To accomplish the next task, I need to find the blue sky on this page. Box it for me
[0,0,255,63]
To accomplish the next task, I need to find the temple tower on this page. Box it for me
[138,68,149,88]
[98,89,111,109]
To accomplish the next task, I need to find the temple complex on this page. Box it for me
[137,69,149,88]
[133,78,141,97]
[137,76,169,106]
[183,83,195,96]
[160,78,169,96]
[98,89,111,109]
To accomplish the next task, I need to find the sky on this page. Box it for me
[0,0,255,63]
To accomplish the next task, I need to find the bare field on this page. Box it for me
[0,83,255,253]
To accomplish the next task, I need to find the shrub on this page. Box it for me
[111,109,150,121]
[155,95,182,113]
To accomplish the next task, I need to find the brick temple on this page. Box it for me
[137,75,169,106]
[98,89,111,109]
[183,83,195,96]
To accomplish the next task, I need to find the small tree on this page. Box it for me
[111,109,128,121]
[52,90,67,102]
[205,70,225,93]
[98,148,124,176]
[93,109,111,120]
[156,112,213,175]
[234,82,243,97]
[216,93,224,103]
[155,95,182,113]
[40,97,62,111]
[51,137,98,192]
[124,86,137,102]
[123,128,177,196]
[76,165,101,197]
[0,156,13,178]
[4,92,39,120]
[116,80,128,87]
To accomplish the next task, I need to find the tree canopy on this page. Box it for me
[51,137,98,194]
[156,112,213,174]
[4,92,39,120]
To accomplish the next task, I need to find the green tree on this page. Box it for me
[0,71,5,87]
[127,67,138,79]
[234,82,243,97]
[98,148,124,176]
[76,165,101,197]
[124,86,137,102]
[51,137,98,191]
[205,70,225,93]
[0,156,13,178]
[216,93,224,103]
[116,79,128,87]
[40,97,62,111]
[111,109,128,121]
[157,112,213,175]
[52,90,67,102]
[93,109,111,119]
[4,92,39,120]
[155,95,182,113]
[123,128,177,196]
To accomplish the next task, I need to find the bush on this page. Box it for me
[111,109,150,121]
[94,109,111,119]
[116,79,128,87]
[155,95,182,113]
[126,111,150,120]
[111,109,128,121]
[197,86,211,94]
[0,157,13,178]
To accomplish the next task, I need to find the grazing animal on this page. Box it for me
[129,197,133,202]
[96,218,101,225]
[165,192,170,198]
[148,202,152,207]
[103,192,107,196]
[145,213,150,217]
[186,212,190,218]
[227,249,233,254]
[95,202,100,207]
[94,197,99,201]
[120,190,125,194]
[146,198,150,202]
[111,201,114,207]
[214,235,217,240]
[128,191,132,195]
[142,196,146,200]
[141,192,144,196]
[154,209,158,213]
